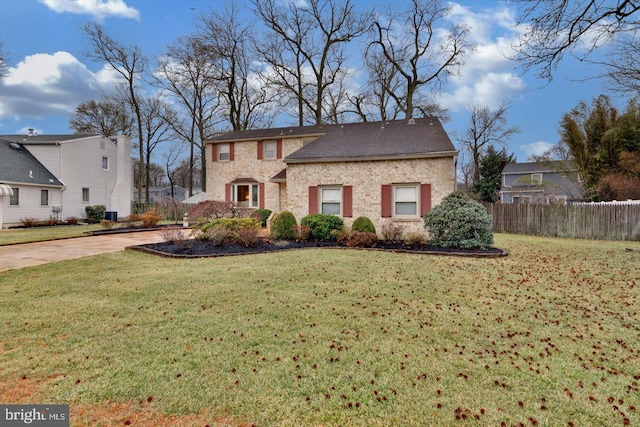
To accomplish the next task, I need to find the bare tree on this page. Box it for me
[69,98,134,138]
[0,42,8,78]
[457,103,520,184]
[83,22,147,203]
[198,1,273,131]
[139,96,176,203]
[369,0,472,120]
[604,34,640,95]
[153,35,220,195]
[514,0,640,81]
[254,0,371,125]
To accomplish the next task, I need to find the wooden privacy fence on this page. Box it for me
[483,203,640,241]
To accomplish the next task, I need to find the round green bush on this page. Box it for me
[300,214,344,241]
[423,191,493,249]
[270,210,297,240]
[351,216,376,234]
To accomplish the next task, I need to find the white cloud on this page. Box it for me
[437,2,527,112]
[38,0,140,20]
[0,51,120,119]
[520,141,554,158]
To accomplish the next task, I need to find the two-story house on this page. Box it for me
[0,132,132,227]
[206,118,458,235]
[499,160,583,204]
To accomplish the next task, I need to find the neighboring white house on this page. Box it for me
[0,132,132,228]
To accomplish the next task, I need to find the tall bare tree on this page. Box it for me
[198,1,273,131]
[254,0,371,125]
[83,22,147,203]
[369,0,471,120]
[70,98,134,138]
[457,103,520,184]
[136,96,176,203]
[604,34,640,95]
[154,35,220,195]
[514,0,640,81]
[0,42,8,79]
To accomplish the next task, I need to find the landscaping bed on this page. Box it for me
[130,237,507,258]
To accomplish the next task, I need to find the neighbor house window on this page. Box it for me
[264,141,277,159]
[231,184,259,208]
[9,188,19,205]
[82,187,90,203]
[218,143,230,161]
[394,184,418,216]
[321,186,342,215]
[531,173,542,184]
[40,189,49,206]
[102,156,109,170]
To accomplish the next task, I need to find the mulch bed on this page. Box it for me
[128,238,507,258]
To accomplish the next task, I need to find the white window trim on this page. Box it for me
[9,187,19,206]
[320,186,342,216]
[82,187,90,203]
[531,173,542,185]
[218,143,230,161]
[40,189,49,206]
[263,140,277,159]
[102,156,110,171]
[393,183,419,218]
[231,183,259,208]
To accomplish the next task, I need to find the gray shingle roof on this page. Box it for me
[0,134,98,144]
[0,139,64,186]
[208,118,456,163]
[502,160,576,174]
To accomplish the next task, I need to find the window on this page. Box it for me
[263,141,277,159]
[9,188,19,206]
[82,187,90,202]
[394,184,418,216]
[218,143,230,161]
[102,156,109,170]
[321,187,342,215]
[531,173,542,184]
[40,189,49,206]
[231,184,260,208]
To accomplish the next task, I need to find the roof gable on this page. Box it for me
[0,139,64,186]
[502,160,576,175]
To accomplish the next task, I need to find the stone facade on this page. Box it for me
[287,157,456,235]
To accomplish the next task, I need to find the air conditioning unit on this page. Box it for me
[52,206,61,213]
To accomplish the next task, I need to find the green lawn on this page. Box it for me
[0,224,103,245]
[1,234,639,426]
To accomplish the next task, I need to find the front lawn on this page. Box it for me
[0,234,638,426]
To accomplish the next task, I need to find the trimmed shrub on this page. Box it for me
[85,205,106,223]
[293,225,311,242]
[161,228,189,246]
[404,231,427,246]
[66,216,79,225]
[251,209,272,226]
[100,219,115,230]
[125,213,142,228]
[270,210,297,240]
[351,216,376,234]
[381,221,403,242]
[301,214,344,241]
[20,217,39,227]
[188,200,234,220]
[423,191,493,249]
[345,231,378,248]
[234,228,262,247]
[140,210,162,228]
[201,217,261,232]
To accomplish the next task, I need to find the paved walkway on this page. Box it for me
[0,231,166,273]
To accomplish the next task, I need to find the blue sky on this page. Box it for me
[0,0,620,164]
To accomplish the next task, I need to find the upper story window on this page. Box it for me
[9,188,19,206]
[531,173,542,184]
[321,186,342,215]
[264,141,277,159]
[218,143,230,161]
[102,156,109,170]
[394,184,418,216]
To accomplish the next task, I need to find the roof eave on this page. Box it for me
[284,150,458,164]
[207,132,326,144]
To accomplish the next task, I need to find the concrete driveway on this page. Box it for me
[0,231,166,273]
